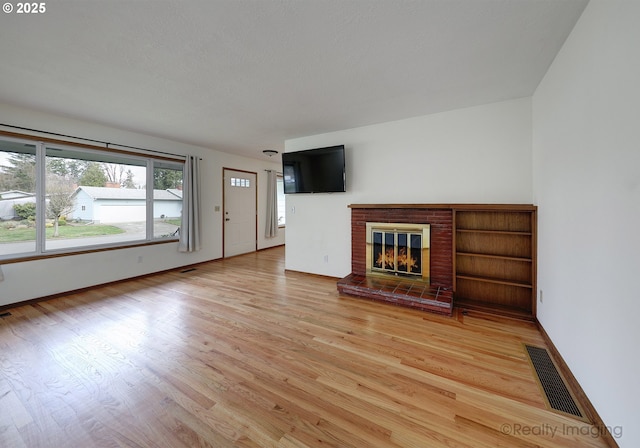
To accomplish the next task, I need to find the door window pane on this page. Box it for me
[231,177,251,188]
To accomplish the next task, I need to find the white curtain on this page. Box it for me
[178,155,201,252]
[265,169,279,238]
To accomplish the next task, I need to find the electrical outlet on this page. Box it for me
[137,256,143,263]
[323,255,329,263]
[539,290,543,303]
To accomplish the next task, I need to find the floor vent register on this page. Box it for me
[525,344,585,419]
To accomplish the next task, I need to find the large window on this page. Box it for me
[0,136,183,261]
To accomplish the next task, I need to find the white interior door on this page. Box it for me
[224,169,257,257]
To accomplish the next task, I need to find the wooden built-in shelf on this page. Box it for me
[454,206,537,319]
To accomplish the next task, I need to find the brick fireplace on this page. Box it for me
[337,204,454,315]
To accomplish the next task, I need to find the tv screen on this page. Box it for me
[282,145,346,194]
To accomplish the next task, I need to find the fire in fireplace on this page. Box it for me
[365,222,430,282]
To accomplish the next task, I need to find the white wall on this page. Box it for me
[284,98,532,277]
[532,1,639,446]
[0,103,284,307]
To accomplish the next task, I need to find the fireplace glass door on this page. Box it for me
[372,231,423,276]
[366,222,430,281]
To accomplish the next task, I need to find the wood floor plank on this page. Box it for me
[0,247,610,447]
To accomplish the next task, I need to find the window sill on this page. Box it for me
[0,238,178,265]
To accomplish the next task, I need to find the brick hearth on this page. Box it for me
[337,205,454,315]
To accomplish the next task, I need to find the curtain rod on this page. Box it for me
[264,169,283,175]
[0,123,187,160]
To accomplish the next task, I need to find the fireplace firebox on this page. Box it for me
[366,222,430,282]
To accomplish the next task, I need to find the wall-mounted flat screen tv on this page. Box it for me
[282,145,346,194]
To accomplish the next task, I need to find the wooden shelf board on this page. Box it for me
[349,203,537,211]
[456,229,532,236]
[454,296,534,320]
[456,252,532,262]
[456,274,533,289]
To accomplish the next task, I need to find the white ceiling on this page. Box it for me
[0,0,588,160]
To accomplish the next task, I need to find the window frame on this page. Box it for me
[0,132,184,264]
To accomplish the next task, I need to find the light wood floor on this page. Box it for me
[0,247,609,447]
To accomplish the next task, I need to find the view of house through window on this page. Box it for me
[45,146,150,251]
[0,136,183,260]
